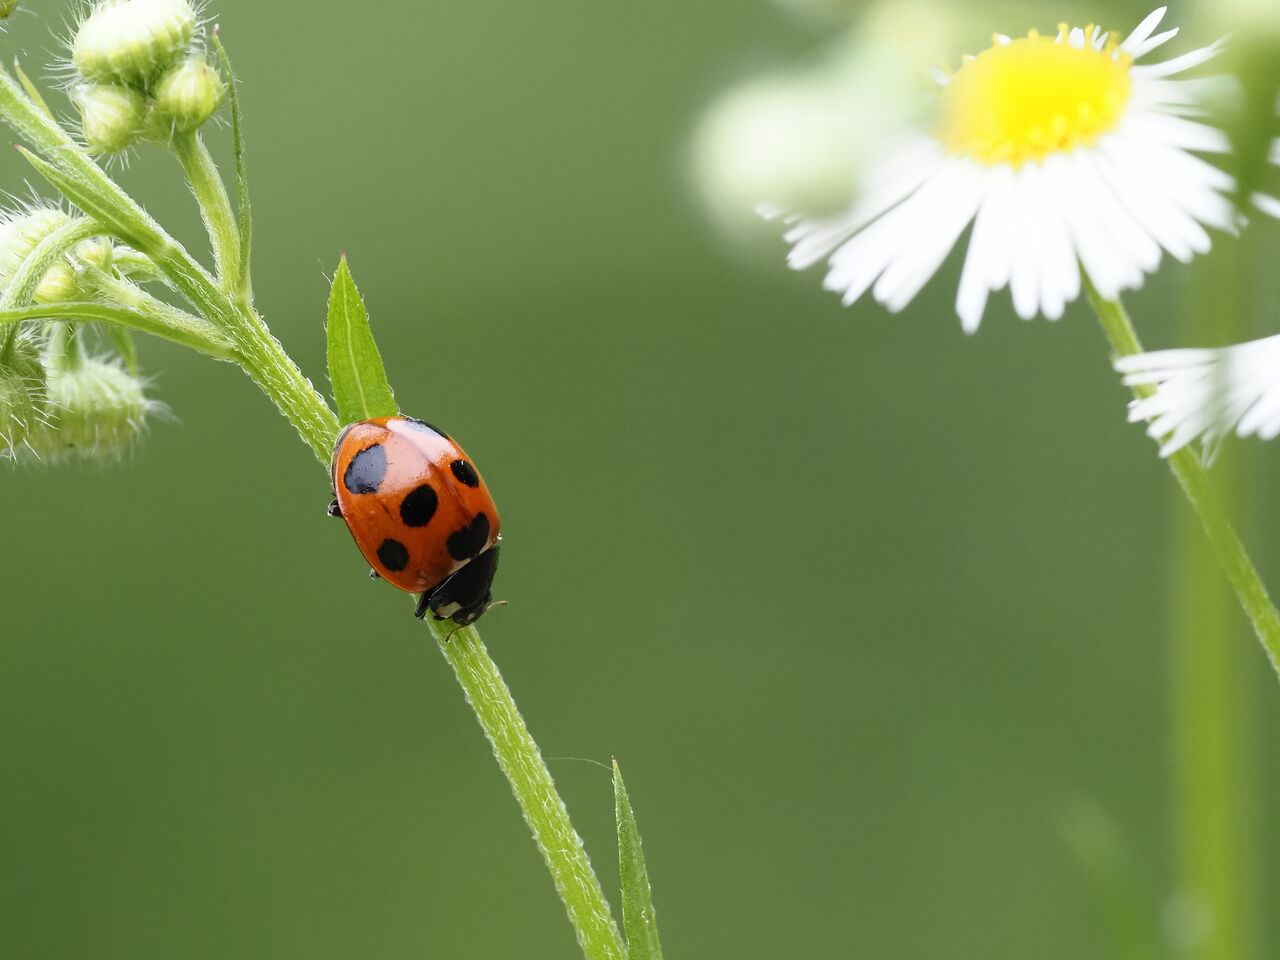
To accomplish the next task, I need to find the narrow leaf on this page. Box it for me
[614,758,664,960]
[326,254,396,424]
[12,60,51,119]
[109,327,139,376]
[210,29,253,298]
[16,147,142,248]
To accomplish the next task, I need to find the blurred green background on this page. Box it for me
[2,0,1279,957]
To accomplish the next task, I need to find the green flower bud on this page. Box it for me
[0,208,81,304]
[75,237,115,273]
[74,83,149,153]
[72,0,197,87]
[0,1,21,19]
[29,354,157,459]
[692,76,860,230]
[0,336,49,455]
[154,56,224,131]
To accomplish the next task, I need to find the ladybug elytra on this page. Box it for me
[329,416,500,625]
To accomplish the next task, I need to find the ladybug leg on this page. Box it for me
[369,568,381,580]
[413,591,431,619]
[326,498,342,518]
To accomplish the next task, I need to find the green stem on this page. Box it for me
[0,217,95,309]
[1085,282,1280,680]
[430,619,626,960]
[0,57,622,960]
[0,216,96,361]
[211,29,255,305]
[172,130,241,294]
[0,301,232,359]
[231,319,338,464]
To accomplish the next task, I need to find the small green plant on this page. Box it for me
[0,2,662,956]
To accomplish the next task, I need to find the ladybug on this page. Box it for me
[328,416,500,625]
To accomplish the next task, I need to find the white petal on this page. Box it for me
[785,139,942,269]
[823,158,973,306]
[1132,41,1223,79]
[1007,165,1041,319]
[873,162,984,312]
[1023,162,1077,319]
[955,167,1015,331]
[1127,28,1179,59]
[1116,334,1280,455]
[1121,7,1168,55]
[1042,153,1128,298]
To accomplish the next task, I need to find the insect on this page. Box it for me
[328,416,500,625]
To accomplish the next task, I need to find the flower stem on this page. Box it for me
[171,130,241,295]
[429,618,627,960]
[1084,281,1280,681]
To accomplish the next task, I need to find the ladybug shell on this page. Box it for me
[331,416,500,595]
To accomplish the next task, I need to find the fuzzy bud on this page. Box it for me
[74,83,149,153]
[0,1,21,19]
[29,355,156,458]
[72,0,197,87]
[154,56,224,131]
[0,336,48,455]
[692,76,860,229]
[0,208,81,304]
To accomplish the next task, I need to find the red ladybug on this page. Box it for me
[328,416,500,624]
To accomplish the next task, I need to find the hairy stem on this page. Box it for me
[172,130,241,293]
[231,318,338,463]
[0,300,232,359]
[430,619,626,960]
[0,216,96,361]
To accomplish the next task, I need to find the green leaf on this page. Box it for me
[613,758,664,960]
[210,29,253,301]
[12,60,51,119]
[326,254,396,424]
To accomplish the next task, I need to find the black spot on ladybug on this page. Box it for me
[377,538,409,572]
[402,417,449,440]
[447,512,490,561]
[450,459,480,487]
[344,443,387,494]
[399,483,439,527]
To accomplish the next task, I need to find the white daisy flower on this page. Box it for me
[781,7,1241,332]
[1115,335,1280,456]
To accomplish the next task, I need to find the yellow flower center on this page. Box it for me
[936,27,1133,166]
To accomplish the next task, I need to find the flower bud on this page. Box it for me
[29,354,157,458]
[72,0,197,87]
[0,208,81,304]
[0,336,48,455]
[692,76,860,230]
[0,1,21,19]
[73,83,149,153]
[154,56,224,131]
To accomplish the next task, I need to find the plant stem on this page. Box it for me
[231,319,338,464]
[0,55,621,960]
[1085,282,1280,681]
[0,216,96,361]
[429,619,627,960]
[0,300,232,359]
[172,130,240,293]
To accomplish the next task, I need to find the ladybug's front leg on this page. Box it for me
[413,591,432,619]
[326,498,342,518]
